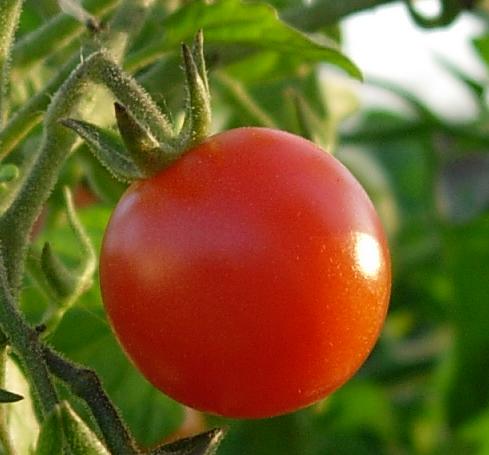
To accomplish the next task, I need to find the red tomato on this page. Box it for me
[100,127,391,419]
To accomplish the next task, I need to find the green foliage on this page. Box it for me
[0,0,488,453]
[35,401,109,454]
[126,0,361,80]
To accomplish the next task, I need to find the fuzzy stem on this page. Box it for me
[0,56,76,160]
[43,346,140,455]
[11,0,118,70]
[0,0,160,161]
[0,252,59,417]
[89,52,173,142]
[0,0,24,127]
[0,0,155,447]
[0,0,157,292]
[102,0,157,62]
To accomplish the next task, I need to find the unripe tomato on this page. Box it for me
[100,127,391,419]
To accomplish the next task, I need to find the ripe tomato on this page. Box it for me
[100,127,391,419]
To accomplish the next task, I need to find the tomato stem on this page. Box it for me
[43,346,141,455]
[0,252,59,417]
[0,0,24,128]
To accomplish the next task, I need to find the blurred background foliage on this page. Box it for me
[5,0,489,453]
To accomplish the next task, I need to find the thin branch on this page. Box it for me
[0,1,159,292]
[0,251,59,417]
[0,0,24,127]
[43,346,140,455]
[11,0,118,70]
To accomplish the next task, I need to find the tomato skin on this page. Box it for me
[100,127,391,419]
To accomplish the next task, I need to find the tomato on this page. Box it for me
[100,127,391,419]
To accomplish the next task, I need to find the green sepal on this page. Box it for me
[26,250,59,303]
[41,242,77,299]
[78,151,126,205]
[35,401,109,455]
[0,387,23,403]
[180,32,211,148]
[114,102,166,176]
[61,118,143,182]
[192,29,209,94]
[0,164,19,183]
[150,428,226,455]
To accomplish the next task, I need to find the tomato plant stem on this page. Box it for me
[0,0,24,127]
[0,253,59,417]
[43,346,140,455]
[0,1,158,292]
[0,0,156,449]
[10,0,118,70]
[0,56,76,160]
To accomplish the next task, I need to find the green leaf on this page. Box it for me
[473,34,489,70]
[78,151,126,205]
[152,428,226,455]
[128,0,362,80]
[215,413,314,455]
[444,214,489,426]
[0,387,23,403]
[327,382,397,441]
[459,408,489,454]
[0,164,19,183]
[41,241,77,299]
[214,72,277,128]
[61,118,143,182]
[435,56,485,103]
[403,0,461,28]
[35,401,109,455]
[35,404,64,455]
[436,154,489,224]
[59,401,110,455]
[367,78,440,123]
